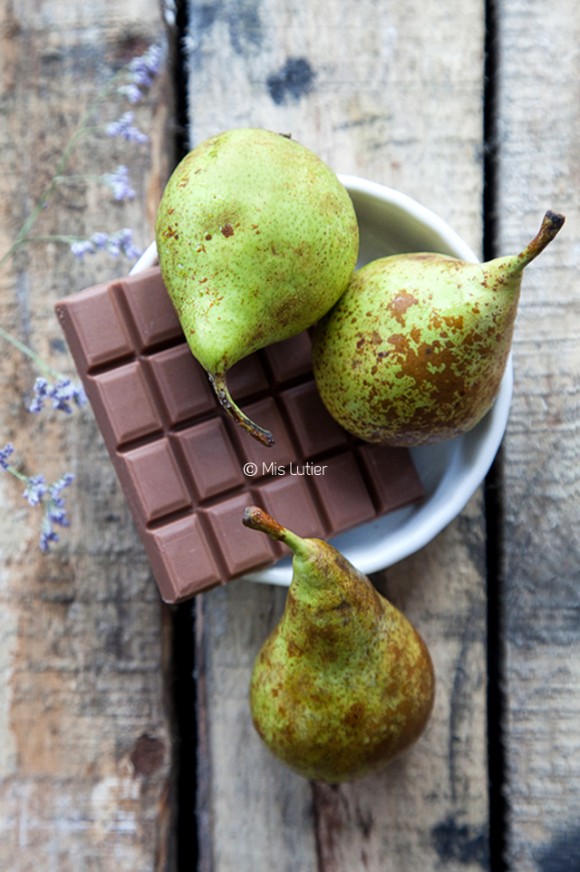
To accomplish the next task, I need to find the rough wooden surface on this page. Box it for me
[0,3,174,869]
[187,1,490,869]
[494,0,580,869]
[1,0,578,869]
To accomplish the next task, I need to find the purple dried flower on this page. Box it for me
[39,526,60,551]
[106,227,142,260]
[0,442,14,470]
[51,471,74,493]
[50,378,86,414]
[1,445,74,550]
[70,239,96,258]
[23,474,48,507]
[128,44,163,90]
[118,83,143,104]
[28,377,49,413]
[90,232,109,251]
[69,229,142,261]
[106,112,148,144]
[103,165,136,202]
[38,472,75,551]
[116,45,163,104]
[19,470,75,550]
[70,232,109,257]
[28,376,87,415]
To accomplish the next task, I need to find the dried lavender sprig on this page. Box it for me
[0,442,14,470]
[0,326,86,416]
[128,43,164,89]
[0,42,164,554]
[1,446,75,551]
[106,112,149,144]
[69,227,142,260]
[28,376,87,415]
[32,472,75,551]
[0,43,162,271]
[102,165,136,201]
[118,43,164,103]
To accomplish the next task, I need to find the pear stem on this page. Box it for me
[242,506,306,555]
[209,372,274,447]
[513,210,565,271]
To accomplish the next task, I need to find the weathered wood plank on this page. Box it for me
[0,3,175,869]
[187,1,490,868]
[494,0,580,868]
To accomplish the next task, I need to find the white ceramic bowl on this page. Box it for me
[134,176,512,586]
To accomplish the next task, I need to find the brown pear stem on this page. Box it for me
[242,506,305,554]
[514,210,565,271]
[209,372,274,447]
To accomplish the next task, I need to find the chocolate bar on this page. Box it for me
[55,267,424,603]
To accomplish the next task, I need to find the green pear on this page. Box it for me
[242,507,435,783]
[312,210,565,446]
[155,128,359,446]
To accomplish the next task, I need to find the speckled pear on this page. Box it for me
[155,128,359,446]
[242,507,435,783]
[312,211,565,446]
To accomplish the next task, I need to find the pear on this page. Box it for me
[312,210,565,446]
[242,507,435,783]
[155,128,359,446]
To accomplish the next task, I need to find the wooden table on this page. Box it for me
[0,1,578,869]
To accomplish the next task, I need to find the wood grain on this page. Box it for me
[0,3,175,869]
[187,1,491,868]
[494,0,580,868]
[4,0,576,867]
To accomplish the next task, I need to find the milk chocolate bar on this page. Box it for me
[55,267,424,603]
